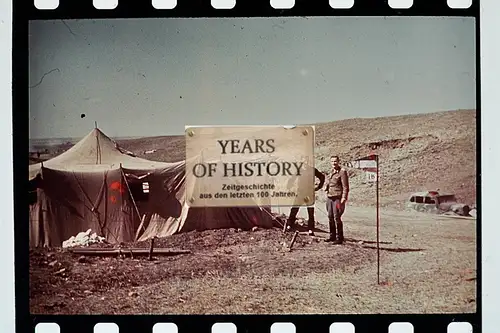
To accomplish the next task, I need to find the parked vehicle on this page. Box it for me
[407,190,471,216]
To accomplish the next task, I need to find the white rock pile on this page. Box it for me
[62,229,106,248]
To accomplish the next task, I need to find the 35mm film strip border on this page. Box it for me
[16,0,481,332]
[31,314,480,332]
[33,0,475,11]
[23,0,479,19]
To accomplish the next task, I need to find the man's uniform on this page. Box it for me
[324,166,349,243]
[287,168,325,235]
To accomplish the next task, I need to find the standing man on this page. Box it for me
[287,167,325,236]
[324,155,349,244]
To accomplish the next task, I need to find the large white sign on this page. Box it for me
[185,125,315,207]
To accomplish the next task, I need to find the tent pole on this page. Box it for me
[119,163,123,213]
[95,125,101,164]
[120,166,145,242]
[376,154,380,285]
[134,213,148,242]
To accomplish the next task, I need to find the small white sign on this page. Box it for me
[365,171,377,183]
[142,182,150,193]
[348,159,377,169]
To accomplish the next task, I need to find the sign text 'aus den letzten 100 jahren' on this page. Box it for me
[185,126,315,207]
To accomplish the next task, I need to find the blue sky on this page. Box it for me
[28,16,476,139]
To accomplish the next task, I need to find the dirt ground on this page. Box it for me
[30,205,476,315]
[29,110,477,314]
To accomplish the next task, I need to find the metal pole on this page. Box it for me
[376,154,380,285]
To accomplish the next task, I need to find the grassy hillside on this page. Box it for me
[119,135,186,163]
[35,109,477,208]
[118,109,476,208]
[311,109,476,207]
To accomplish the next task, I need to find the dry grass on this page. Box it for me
[312,109,476,207]
[29,109,477,314]
[30,206,476,315]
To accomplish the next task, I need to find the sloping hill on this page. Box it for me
[118,135,186,163]
[36,109,476,208]
[117,109,476,208]
[312,109,476,207]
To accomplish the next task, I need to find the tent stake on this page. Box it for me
[148,237,156,261]
[289,231,299,250]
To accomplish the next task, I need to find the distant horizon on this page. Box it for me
[29,108,474,141]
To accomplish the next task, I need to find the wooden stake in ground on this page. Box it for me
[148,237,156,261]
[289,231,299,250]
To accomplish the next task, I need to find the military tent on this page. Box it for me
[28,128,276,247]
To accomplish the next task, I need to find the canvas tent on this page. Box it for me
[29,128,275,247]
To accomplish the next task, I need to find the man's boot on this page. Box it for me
[307,219,315,236]
[307,208,315,236]
[333,220,344,244]
[325,218,336,242]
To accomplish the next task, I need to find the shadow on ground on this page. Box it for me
[362,246,425,253]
